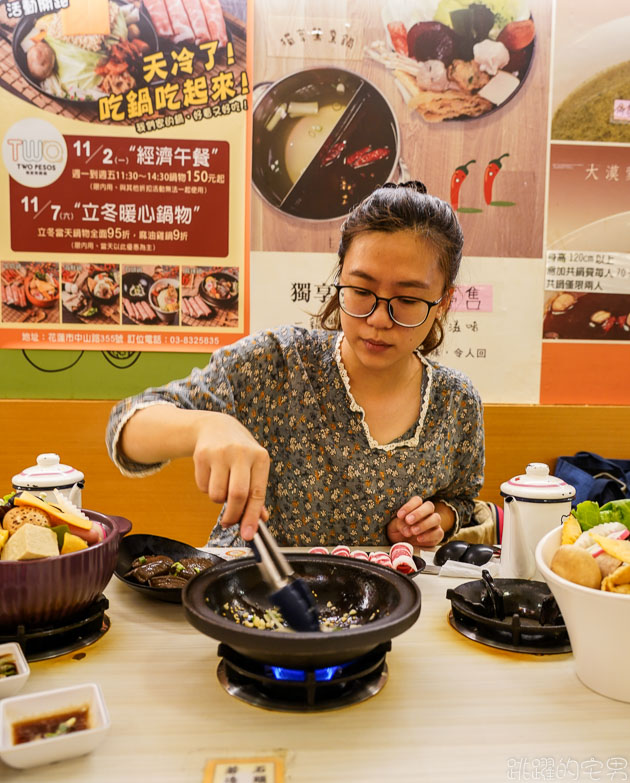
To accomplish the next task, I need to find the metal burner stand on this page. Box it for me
[216,642,390,712]
[0,596,111,661]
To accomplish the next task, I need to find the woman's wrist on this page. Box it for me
[432,500,456,534]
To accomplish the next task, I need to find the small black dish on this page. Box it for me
[198,271,239,308]
[114,534,224,604]
[434,541,496,567]
[122,272,153,302]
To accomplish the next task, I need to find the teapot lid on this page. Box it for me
[500,462,575,501]
[12,453,84,490]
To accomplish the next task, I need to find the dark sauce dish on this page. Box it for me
[114,534,224,604]
[122,272,153,302]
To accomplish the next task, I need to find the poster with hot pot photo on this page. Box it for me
[61,262,120,325]
[121,264,180,326]
[0,0,247,131]
[250,0,551,259]
[1,261,60,325]
[551,0,630,144]
[181,265,239,328]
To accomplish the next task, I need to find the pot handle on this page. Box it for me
[107,515,132,537]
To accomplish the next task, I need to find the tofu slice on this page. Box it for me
[477,70,520,105]
[1,523,59,561]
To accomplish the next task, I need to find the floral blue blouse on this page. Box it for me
[107,326,485,547]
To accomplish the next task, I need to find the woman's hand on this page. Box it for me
[387,496,447,548]
[120,406,269,541]
[192,413,270,541]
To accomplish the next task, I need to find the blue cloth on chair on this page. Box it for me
[554,452,630,506]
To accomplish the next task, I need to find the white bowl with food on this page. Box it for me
[0,683,110,769]
[0,644,29,700]
[536,527,630,702]
[148,278,179,324]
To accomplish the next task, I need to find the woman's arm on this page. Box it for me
[119,405,269,540]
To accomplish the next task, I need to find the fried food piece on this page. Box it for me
[589,532,630,564]
[447,59,490,93]
[601,563,630,593]
[395,69,492,122]
[561,514,582,546]
[550,545,602,590]
[2,506,51,535]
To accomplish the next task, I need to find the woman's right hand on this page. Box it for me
[192,413,270,541]
[120,407,270,541]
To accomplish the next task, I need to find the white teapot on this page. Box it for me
[12,453,84,507]
[500,463,575,580]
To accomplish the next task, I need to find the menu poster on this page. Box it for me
[0,0,251,352]
[249,0,550,404]
[541,0,630,404]
[250,0,551,260]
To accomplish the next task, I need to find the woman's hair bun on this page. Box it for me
[379,180,428,194]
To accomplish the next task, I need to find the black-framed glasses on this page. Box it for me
[335,285,444,328]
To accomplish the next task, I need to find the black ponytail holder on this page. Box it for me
[380,180,428,194]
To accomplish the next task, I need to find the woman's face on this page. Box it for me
[338,230,448,374]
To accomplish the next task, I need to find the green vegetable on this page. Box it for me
[79,306,98,318]
[50,524,70,549]
[46,37,103,95]
[434,0,530,35]
[173,562,184,574]
[138,555,147,565]
[598,499,630,530]
[574,498,630,531]
[574,500,601,530]
[45,717,76,738]
[0,491,16,507]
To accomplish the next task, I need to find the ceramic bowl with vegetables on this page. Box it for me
[148,278,179,323]
[536,499,630,702]
[0,490,132,628]
[24,273,59,309]
[0,683,110,769]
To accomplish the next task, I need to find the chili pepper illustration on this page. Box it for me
[484,153,510,205]
[450,160,475,210]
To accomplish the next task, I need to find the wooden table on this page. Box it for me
[3,562,628,782]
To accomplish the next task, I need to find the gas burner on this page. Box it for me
[0,596,110,662]
[446,574,571,655]
[216,642,390,711]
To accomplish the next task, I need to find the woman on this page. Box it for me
[106,181,485,547]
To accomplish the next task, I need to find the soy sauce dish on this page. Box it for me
[0,643,29,700]
[0,683,110,769]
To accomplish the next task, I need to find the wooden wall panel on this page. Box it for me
[2,400,629,546]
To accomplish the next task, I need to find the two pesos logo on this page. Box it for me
[2,118,67,187]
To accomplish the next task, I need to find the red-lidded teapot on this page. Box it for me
[500,463,575,580]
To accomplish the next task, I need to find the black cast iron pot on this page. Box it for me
[183,554,421,668]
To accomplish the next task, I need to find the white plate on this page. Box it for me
[0,683,110,769]
[0,644,29,700]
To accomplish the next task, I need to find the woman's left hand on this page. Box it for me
[387,496,445,548]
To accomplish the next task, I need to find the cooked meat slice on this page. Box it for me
[149,575,189,588]
[126,558,173,583]
[130,554,174,569]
